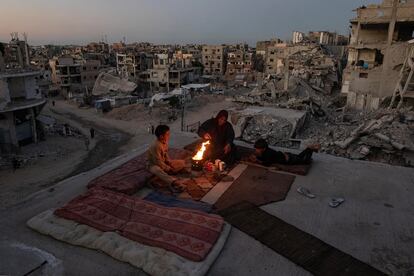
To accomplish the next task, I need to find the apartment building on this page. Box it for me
[341,0,414,110]
[202,45,225,75]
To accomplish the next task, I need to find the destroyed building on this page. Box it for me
[225,48,254,84]
[265,43,288,75]
[202,45,226,75]
[0,36,45,153]
[85,41,110,54]
[292,32,305,44]
[116,53,136,80]
[342,0,414,110]
[3,33,30,69]
[256,38,283,56]
[263,42,338,94]
[142,53,201,92]
[49,57,101,99]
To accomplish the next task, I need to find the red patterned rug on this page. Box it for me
[54,188,224,262]
[88,148,192,195]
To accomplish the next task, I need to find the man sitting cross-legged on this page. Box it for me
[250,138,321,166]
[147,125,189,192]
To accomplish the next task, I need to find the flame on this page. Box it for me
[192,141,210,161]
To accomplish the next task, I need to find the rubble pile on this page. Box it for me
[288,44,338,94]
[92,72,137,96]
[45,122,84,138]
[0,119,87,170]
[230,107,307,148]
[234,44,339,118]
[106,104,147,121]
[299,108,414,166]
[242,115,293,146]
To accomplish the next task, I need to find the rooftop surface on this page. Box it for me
[0,136,413,275]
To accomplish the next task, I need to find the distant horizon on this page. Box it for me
[0,0,377,46]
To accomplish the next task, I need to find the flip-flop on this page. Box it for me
[329,197,345,208]
[296,187,316,198]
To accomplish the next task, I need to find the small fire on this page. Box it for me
[192,141,210,161]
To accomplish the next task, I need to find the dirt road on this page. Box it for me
[0,96,237,209]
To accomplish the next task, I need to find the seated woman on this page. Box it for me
[250,138,320,166]
[197,110,237,165]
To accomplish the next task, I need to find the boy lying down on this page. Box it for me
[250,139,320,166]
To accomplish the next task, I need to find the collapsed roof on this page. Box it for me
[92,72,137,95]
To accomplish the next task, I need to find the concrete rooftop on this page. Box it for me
[1,136,413,276]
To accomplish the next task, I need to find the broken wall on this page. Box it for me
[344,40,409,109]
[357,25,390,44]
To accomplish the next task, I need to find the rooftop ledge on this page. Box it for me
[0,98,46,113]
[0,69,40,79]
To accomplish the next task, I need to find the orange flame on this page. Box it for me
[192,141,210,161]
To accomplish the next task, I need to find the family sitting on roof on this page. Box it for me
[147,110,320,192]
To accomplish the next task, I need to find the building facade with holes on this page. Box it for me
[341,0,414,110]
[0,70,46,153]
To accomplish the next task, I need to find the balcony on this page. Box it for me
[0,98,46,113]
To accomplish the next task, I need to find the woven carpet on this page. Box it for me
[214,165,295,211]
[219,202,387,276]
[87,148,191,195]
[54,188,224,262]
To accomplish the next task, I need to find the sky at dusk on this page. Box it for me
[0,0,377,46]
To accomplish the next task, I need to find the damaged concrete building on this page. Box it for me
[256,38,283,56]
[202,45,226,75]
[116,53,136,80]
[49,57,101,99]
[0,70,45,153]
[265,43,288,75]
[342,0,414,110]
[225,48,254,84]
[144,53,201,92]
[0,37,45,153]
[292,32,305,44]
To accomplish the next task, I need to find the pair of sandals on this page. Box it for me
[296,187,345,208]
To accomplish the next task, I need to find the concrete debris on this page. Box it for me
[242,115,293,146]
[288,44,338,94]
[92,72,137,95]
[234,43,339,115]
[230,106,307,147]
[300,108,414,166]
